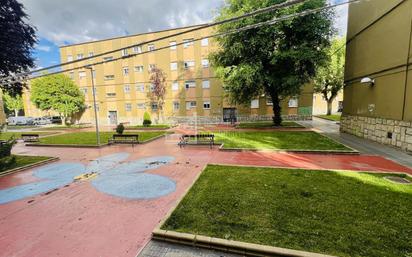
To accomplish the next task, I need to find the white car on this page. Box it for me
[7,116,31,126]
[33,117,51,125]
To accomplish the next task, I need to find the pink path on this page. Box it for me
[0,137,411,257]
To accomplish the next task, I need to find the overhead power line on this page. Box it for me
[0,0,307,84]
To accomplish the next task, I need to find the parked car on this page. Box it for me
[48,116,62,124]
[33,117,52,125]
[7,116,33,126]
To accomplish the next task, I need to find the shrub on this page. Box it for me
[143,112,152,127]
[116,123,125,134]
[0,139,16,158]
[0,155,16,172]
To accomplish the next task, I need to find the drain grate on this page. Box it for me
[384,176,411,184]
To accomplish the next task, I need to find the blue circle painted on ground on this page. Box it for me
[91,173,176,200]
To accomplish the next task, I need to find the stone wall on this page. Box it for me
[340,115,412,152]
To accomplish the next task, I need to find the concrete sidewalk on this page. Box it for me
[299,117,412,168]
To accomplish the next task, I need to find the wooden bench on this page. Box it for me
[108,134,139,146]
[21,134,40,142]
[178,134,215,149]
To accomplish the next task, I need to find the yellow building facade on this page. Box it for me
[341,0,412,151]
[23,25,313,125]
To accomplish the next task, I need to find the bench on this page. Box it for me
[108,134,139,146]
[178,134,215,149]
[21,134,40,142]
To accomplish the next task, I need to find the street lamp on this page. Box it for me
[85,66,100,145]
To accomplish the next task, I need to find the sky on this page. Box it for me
[22,0,348,69]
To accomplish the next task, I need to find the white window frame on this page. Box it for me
[202,80,210,89]
[77,53,83,60]
[203,101,211,109]
[67,55,73,62]
[103,56,113,61]
[78,71,86,79]
[125,103,132,112]
[106,92,116,97]
[170,62,178,71]
[121,49,128,56]
[151,102,158,110]
[201,38,209,46]
[201,59,209,68]
[134,65,144,72]
[185,81,196,89]
[123,67,129,76]
[251,99,259,109]
[148,44,155,51]
[88,52,94,57]
[136,84,145,92]
[183,39,194,48]
[149,64,156,71]
[184,61,195,69]
[133,46,142,53]
[169,41,177,50]
[137,103,145,109]
[124,84,130,93]
[173,101,180,111]
[172,82,179,91]
[266,98,273,106]
[69,72,74,79]
[185,101,196,110]
[288,98,299,108]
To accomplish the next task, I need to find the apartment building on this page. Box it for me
[341,0,412,152]
[23,25,313,125]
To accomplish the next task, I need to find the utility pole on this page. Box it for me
[85,66,100,145]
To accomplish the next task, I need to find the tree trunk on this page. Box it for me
[326,100,333,115]
[271,92,282,126]
[14,110,18,117]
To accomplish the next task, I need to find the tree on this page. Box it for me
[3,92,23,117]
[148,67,167,122]
[0,0,37,95]
[313,38,345,115]
[211,0,334,125]
[30,74,85,125]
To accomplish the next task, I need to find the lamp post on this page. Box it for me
[85,66,100,145]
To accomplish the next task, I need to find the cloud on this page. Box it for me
[36,45,51,52]
[20,0,224,46]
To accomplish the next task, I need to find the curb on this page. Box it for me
[139,133,173,144]
[152,166,336,257]
[218,143,360,155]
[25,143,108,148]
[0,157,60,177]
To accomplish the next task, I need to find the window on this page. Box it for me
[125,103,132,112]
[202,80,210,89]
[173,101,180,111]
[81,88,88,95]
[251,99,259,109]
[123,67,129,76]
[124,84,130,93]
[69,72,74,79]
[170,62,177,71]
[148,44,155,51]
[186,101,196,110]
[288,98,298,108]
[67,55,73,62]
[78,71,86,79]
[134,65,144,72]
[103,56,113,61]
[185,81,196,89]
[172,82,179,91]
[149,84,155,92]
[77,53,83,60]
[201,59,209,68]
[136,84,145,92]
[137,103,145,109]
[183,39,194,48]
[184,61,195,69]
[151,102,158,110]
[266,98,273,106]
[106,92,116,97]
[121,49,128,56]
[133,46,142,53]
[104,75,114,80]
[201,38,209,46]
[169,41,177,50]
[88,52,94,57]
[149,64,156,71]
[203,101,211,109]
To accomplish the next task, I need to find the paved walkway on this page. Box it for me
[300,117,412,168]
[1,132,411,257]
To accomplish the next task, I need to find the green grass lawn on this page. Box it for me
[0,155,51,173]
[34,125,92,131]
[125,124,170,129]
[0,132,55,140]
[36,131,167,145]
[162,165,412,257]
[5,125,39,130]
[237,121,303,129]
[215,131,350,151]
[316,114,341,121]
